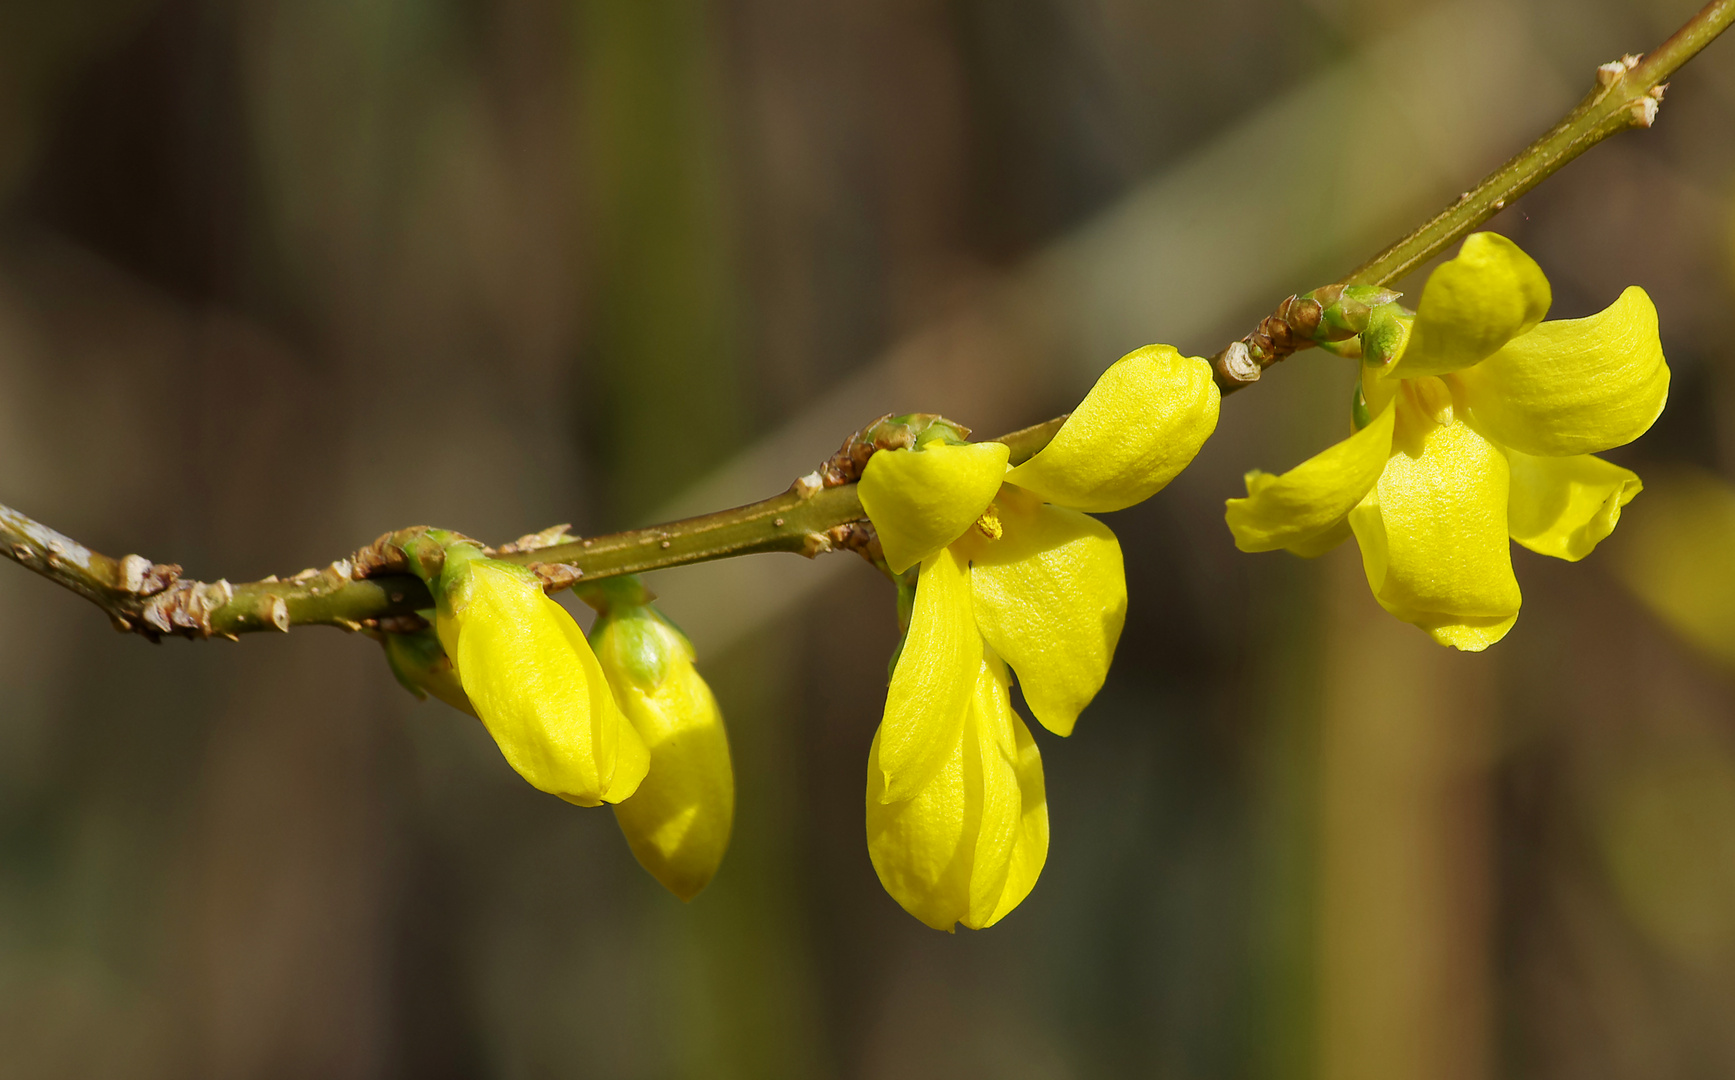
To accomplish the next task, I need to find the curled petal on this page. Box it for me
[1396,232,1551,377]
[877,546,980,802]
[867,652,1047,931]
[593,610,734,900]
[1225,403,1396,554]
[1003,344,1220,513]
[1347,410,1521,651]
[860,441,1010,574]
[1612,468,1735,668]
[438,558,648,805]
[968,487,1125,737]
[1506,449,1641,562]
[1457,286,1668,457]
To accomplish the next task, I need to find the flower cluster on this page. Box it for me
[389,541,733,899]
[372,231,1672,931]
[1226,233,1668,650]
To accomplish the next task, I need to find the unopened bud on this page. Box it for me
[586,579,734,900]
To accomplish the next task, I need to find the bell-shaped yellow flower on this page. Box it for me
[589,590,734,900]
[859,343,1218,928]
[1226,233,1666,650]
[435,545,649,806]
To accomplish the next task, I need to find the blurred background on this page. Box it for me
[1,0,1733,1076]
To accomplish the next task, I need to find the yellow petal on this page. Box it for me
[866,651,1045,931]
[439,560,648,805]
[1396,232,1551,377]
[1506,449,1641,562]
[967,486,1125,737]
[1002,344,1220,513]
[594,611,734,900]
[878,546,981,802]
[1457,286,1668,457]
[859,440,1011,574]
[1347,395,1522,652]
[1611,468,1735,668]
[1225,402,1396,554]
[984,707,1049,928]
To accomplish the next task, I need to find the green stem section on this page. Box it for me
[1,4,1729,639]
[1344,0,1734,286]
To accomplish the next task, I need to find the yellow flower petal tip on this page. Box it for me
[437,553,648,806]
[1225,403,1395,554]
[593,607,734,900]
[1005,344,1220,513]
[860,440,1010,574]
[867,653,1048,931]
[1507,450,1641,562]
[1398,232,1550,377]
[1459,285,1668,457]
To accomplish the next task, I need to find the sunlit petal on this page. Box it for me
[1506,449,1641,562]
[1458,287,1668,456]
[968,487,1124,737]
[877,546,981,802]
[1396,232,1551,377]
[1003,344,1220,513]
[439,559,648,805]
[1225,402,1396,554]
[860,440,1011,574]
[1347,399,1521,652]
[866,651,1043,931]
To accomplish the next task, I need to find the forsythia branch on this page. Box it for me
[0,2,1729,638]
[1207,0,1735,392]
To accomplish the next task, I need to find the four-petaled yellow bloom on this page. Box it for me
[858,344,1220,929]
[589,587,735,900]
[435,544,649,806]
[1226,233,1668,650]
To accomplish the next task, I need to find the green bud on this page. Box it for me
[381,625,477,718]
[1300,284,1404,342]
[1359,302,1414,369]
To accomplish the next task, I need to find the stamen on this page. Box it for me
[975,506,1004,541]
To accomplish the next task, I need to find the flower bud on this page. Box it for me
[433,544,648,807]
[380,625,476,717]
[587,581,734,900]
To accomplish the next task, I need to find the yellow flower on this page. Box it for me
[858,343,1219,929]
[1226,233,1667,651]
[588,585,734,900]
[435,545,648,806]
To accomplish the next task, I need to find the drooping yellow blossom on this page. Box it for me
[435,544,648,806]
[587,581,734,900]
[1226,233,1667,651]
[858,343,1219,929]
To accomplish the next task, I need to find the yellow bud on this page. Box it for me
[435,549,648,806]
[591,606,734,900]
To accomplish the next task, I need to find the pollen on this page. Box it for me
[975,506,1004,540]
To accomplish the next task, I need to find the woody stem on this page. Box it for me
[1207,0,1735,392]
[1,4,1731,637]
